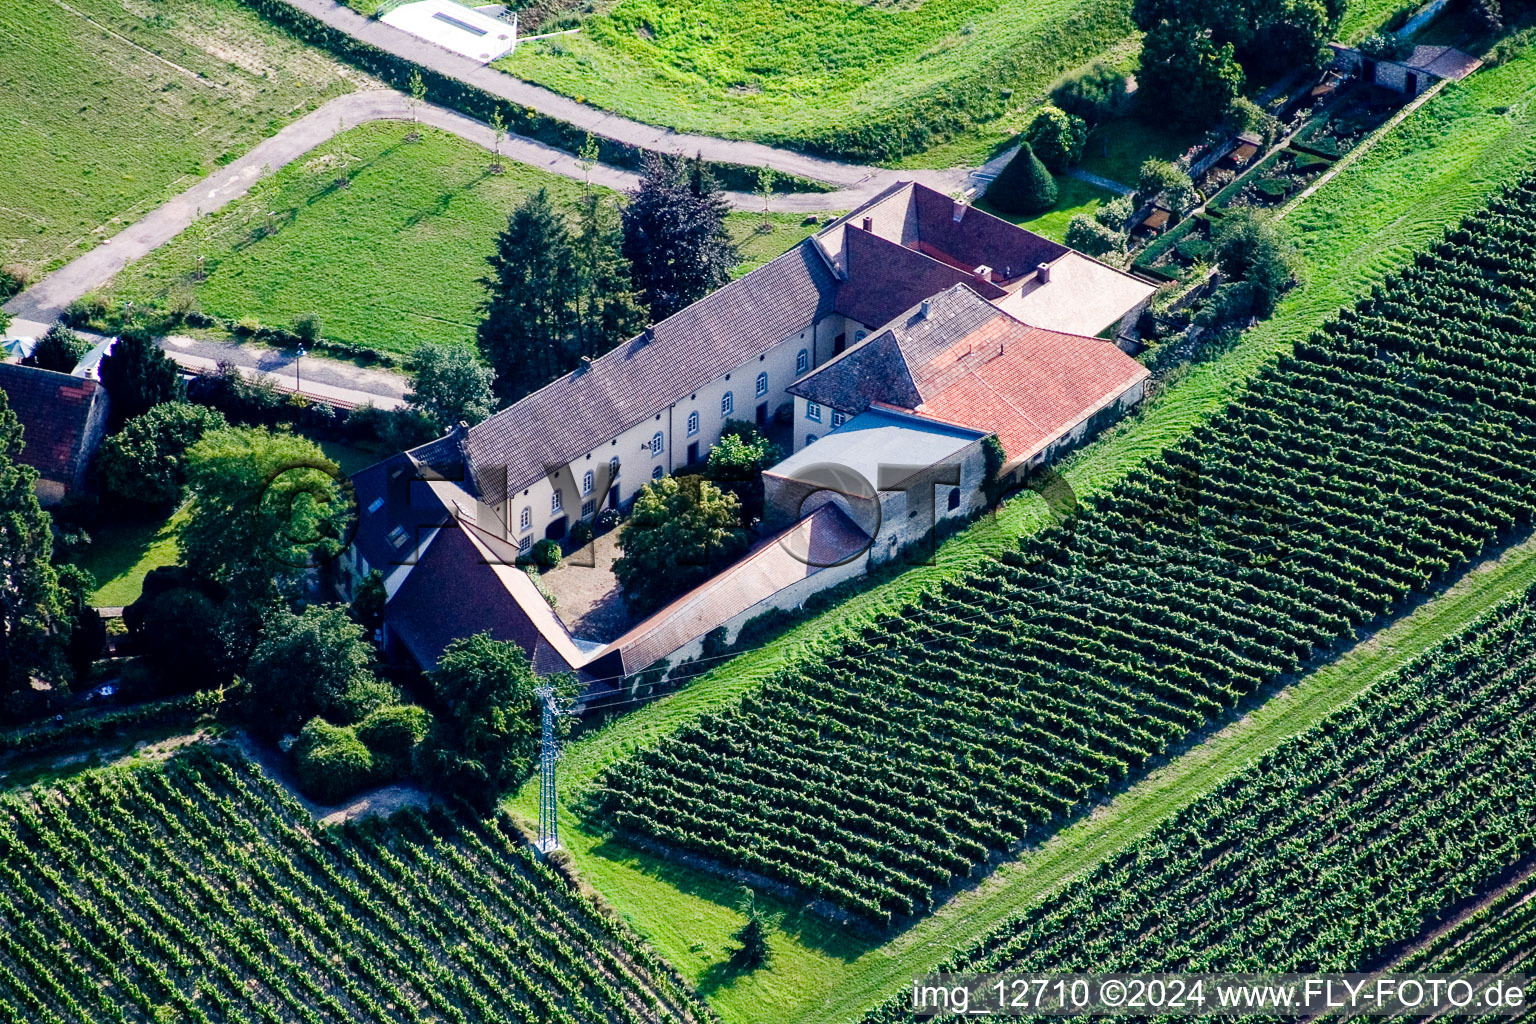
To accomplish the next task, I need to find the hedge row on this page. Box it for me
[0,690,224,758]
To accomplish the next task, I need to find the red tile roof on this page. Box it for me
[0,363,106,489]
[915,317,1150,464]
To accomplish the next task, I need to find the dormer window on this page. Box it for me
[386,525,409,548]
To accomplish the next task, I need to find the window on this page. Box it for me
[796,349,809,374]
[386,525,409,549]
[520,506,532,531]
[721,392,734,417]
[831,410,846,428]
[687,411,700,436]
[581,499,596,519]
[367,496,385,514]
[855,330,867,343]
[756,372,768,397]
[652,466,664,480]
[551,490,563,514]
[582,470,594,496]
[806,434,817,445]
[947,487,962,511]
[806,401,822,423]
[650,432,664,456]
[609,456,620,477]
[518,536,531,553]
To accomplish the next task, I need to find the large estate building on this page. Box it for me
[345,182,1155,690]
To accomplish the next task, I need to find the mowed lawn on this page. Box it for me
[104,123,836,357]
[507,44,1536,1024]
[0,0,364,276]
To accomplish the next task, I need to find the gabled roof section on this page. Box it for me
[832,227,1005,328]
[349,431,468,592]
[790,284,1004,413]
[466,242,838,506]
[0,362,105,484]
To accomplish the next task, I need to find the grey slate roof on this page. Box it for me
[790,283,1001,413]
[466,242,838,507]
[349,431,466,580]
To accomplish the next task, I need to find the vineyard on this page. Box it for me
[0,750,713,1024]
[594,176,1536,923]
[857,584,1536,1023]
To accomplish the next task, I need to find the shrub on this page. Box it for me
[1050,62,1130,126]
[292,718,376,804]
[1021,105,1088,173]
[1065,214,1126,258]
[595,507,622,534]
[97,402,228,508]
[1358,32,1413,61]
[569,518,594,547]
[1224,96,1281,147]
[356,703,432,780]
[1255,177,1291,199]
[986,142,1058,216]
[26,326,89,374]
[1175,237,1213,262]
[1137,159,1199,214]
[531,538,562,570]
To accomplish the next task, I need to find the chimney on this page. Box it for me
[919,299,932,320]
[952,201,967,223]
[578,355,593,371]
[861,216,873,232]
[1037,262,1052,284]
[972,264,993,284]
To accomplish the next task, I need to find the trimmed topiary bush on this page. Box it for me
[987,142,1058,216]
[531,538,562,570]
[1022,105,1088,173]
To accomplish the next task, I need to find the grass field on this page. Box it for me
[506,43,1536,1024]
[74,512,182,607]
[101,124,834,357]
[0,0,367,277]
[499,0,1135,165]
[977,174,1112,241]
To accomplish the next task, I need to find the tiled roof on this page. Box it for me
[0,362,105,487]
[918,317,1150,464]
[606,503,870,675]
[466,242,838,506]
[832,228,1006,329]
[791,284,1006,413]
[349,432,465,588]
[385,525,576,674]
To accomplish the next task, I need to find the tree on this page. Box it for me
[986,142,1058,216]
[356,702,432,779]
[124,578,236,695]
[54,565,103,682]
[621,154,739,322]
[755,164,778,231]
[489,107,507,173]
[26,325,88,374]
[96,401,227,508]
[98,326,184,428]
[477,189,580,403]
[1022,105,1088,173]
[179,427,349,606]
[730,887,770,969]
[1212,209,1297,315]
[0,393,72,720]
[1135,158,1200,215]
[407,69,426,135]
[1133,0,1341,85]
[613,474,748,614]
[407,343,495,430]
[574,190,647,361]
[243,603,389,738]
[704,421,781,526]
[1136,23,1245,128]
[1065,214,1126,258]
[422,632,564,811]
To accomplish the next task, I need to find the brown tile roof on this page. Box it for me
[832,227,1005,328]
[0,363,106,489]
[606,502,869,675]
[917,316,1150,463]
[466,242,838,507]
[1402,45,1481,81]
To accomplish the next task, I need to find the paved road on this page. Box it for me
[3,89,984,326]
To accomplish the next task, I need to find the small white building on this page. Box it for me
[381,0,516,63]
